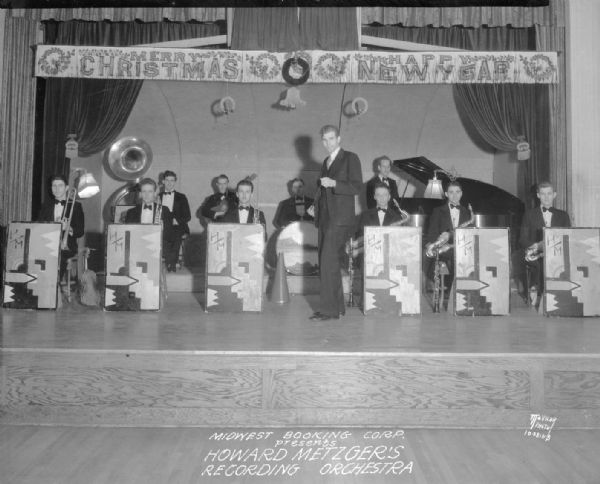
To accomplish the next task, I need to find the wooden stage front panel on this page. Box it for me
[2,349,600,429]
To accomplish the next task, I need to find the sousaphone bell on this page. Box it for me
[106,137,153,221]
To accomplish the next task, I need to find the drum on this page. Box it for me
[275,221,319,275]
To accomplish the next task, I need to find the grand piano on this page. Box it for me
[393,156,525,248]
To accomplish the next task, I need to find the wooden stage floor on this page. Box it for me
[2,293,600,354]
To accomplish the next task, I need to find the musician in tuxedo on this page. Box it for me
[37,174,85,280]
[159,171,191,272]
[425,180,471,279]
[125,178,174,244]
[273,177,314,229]
[222,179,266,234]
[307,125,363,321]
[519,181,571,295]
[365,156,402,211]
[200,174,237,222]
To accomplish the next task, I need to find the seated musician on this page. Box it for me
[200,174,237,222]
[159,171,191,272]
[125,178,174,246]
[365,156,402,211]
[273,177,314,229]
[222,179,266,233]
[519,181,571,299]
[425,180,472,285]
[37,174,85,281]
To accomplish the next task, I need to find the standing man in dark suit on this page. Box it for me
[520,181,571,295]
[201,174,238,222]
[222,179,266,234]
[273,177,314,229]
[308,125,363,321]
[125,178,174,246]
[159,171,191,272]
[426,180,472,278]
[365,156,402,211]
[38,174,85,281]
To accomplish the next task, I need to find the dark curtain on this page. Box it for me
[231,8,300,51]
[363,25,544,202]
[231,7,358,51]
[38,20,223,206]
[300,8,359,50]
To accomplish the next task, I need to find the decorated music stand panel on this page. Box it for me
[3,222,61,309]
[454,228,510,316]
[104,224,163,311]
[543,228,600,317]
[363,226,421,316]
[205,223,265,312]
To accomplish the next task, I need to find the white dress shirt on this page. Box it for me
[162,191,174,211]
[327,147,341,169]
[541,206,552,227]
[141,204,154,224]
[377,208,386,226]
[238,206,250,224]
[53,201,65,222]
[449,204,460,228]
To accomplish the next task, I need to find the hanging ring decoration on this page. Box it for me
[351,97,368,116]
[220,96,236,114]
[282,56,310,86]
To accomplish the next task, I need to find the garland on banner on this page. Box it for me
[35,45,558,84]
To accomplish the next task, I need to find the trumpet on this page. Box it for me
[425,203,475,259]
[525,242,543,262]
[60,187,78,251]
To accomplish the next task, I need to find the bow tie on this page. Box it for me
[164,191,173,195]
[55,200,66,206]
[381,177,389,183]
[542,207,551,213]
[239,206,249,211]
[295,198,304,203]
[449,204,459,209]
[143,204,153,210]
[377,208,387,213]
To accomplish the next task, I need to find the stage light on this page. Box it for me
[70,169,100,199]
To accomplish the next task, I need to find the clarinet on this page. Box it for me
[347,237,354,307]
[154,196,162,225]
[432,249,442,313]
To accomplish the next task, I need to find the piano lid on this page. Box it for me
[393,156,524,216]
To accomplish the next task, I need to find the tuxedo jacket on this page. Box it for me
[365,175,400,210]
[200,191,238,220]
[519,206,571,249]
[159,191,191,234]
[125,203,175,241]
[273,196,314,228]
[426,203,471,244]
[355,207,404,236]
[314,148,363,228]
[38,200,85,253]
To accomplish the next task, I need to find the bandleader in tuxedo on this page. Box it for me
[159,170,191,272]
[308,125,363,321]
[125,178,174,245]
[38,174,85,280]
[519,181,571,295]
[365,156,402,211]
[222,179,267,234]
[426,180,471,279]
[273,177,314,229]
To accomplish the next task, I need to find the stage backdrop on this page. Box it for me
[83,81,498,250]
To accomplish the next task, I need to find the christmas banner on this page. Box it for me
[35,46,558,84]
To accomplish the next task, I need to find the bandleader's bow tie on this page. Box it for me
[377,208,387,213]
[55,200,66,206]
[143,204,153,210]
[449,204,459,209]
[164,191,173,195]
[239,206,249,211]
[542,207,551,212]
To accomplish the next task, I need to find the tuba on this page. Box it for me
[106,137,153,220]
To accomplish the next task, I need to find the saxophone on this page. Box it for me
[524,242,543,262]
[425,204,475,258]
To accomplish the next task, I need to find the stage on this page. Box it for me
[2,292,600,430]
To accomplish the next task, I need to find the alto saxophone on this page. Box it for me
[525,242,543,262]
[425,203,475,258]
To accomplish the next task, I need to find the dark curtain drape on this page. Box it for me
[231,7,358,51]
[37,20,223,207]
[231,8,300,51]
[363,25,544,202]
